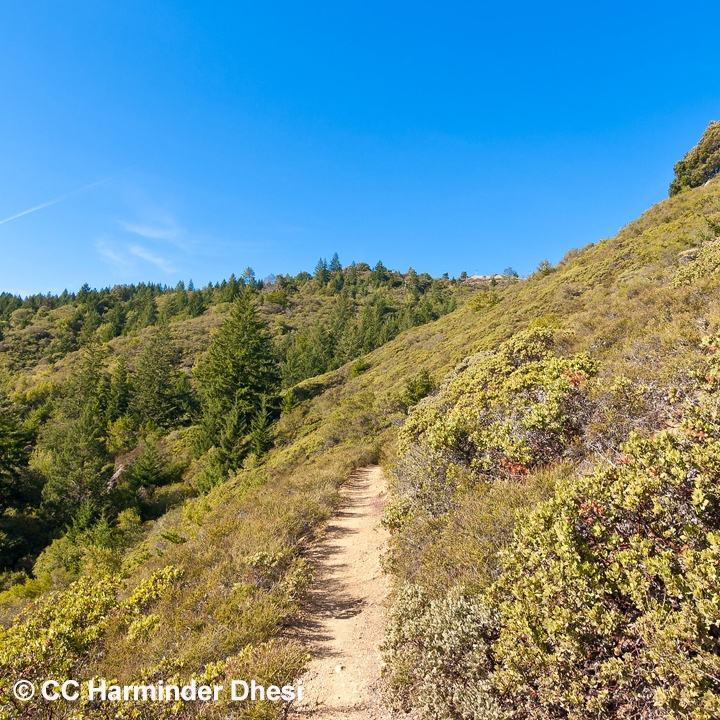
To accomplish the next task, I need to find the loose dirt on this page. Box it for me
[290,465,391,720]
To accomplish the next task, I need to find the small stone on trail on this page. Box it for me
[335,664,344,673]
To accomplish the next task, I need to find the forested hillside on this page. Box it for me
[1,124,720,719]
[0,256,464,582]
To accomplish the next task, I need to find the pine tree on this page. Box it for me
[0,398,36,515]
[128,327,190,430]
[218,401,249,469]
[77,310,101,346]
[138,295,158,328]
[314,258,330,286]
[371,260,388,286]
[113,438,176,516]
[188,290,206,317]
[194,292,280,460]
[40,401,111,526]
[66,343,110,420]
[107,356,131,422]
[280,390,298,415]
[249,402,273,457]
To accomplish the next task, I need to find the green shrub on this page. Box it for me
[669,121,720,196]
[350,355,369,377]
[535,259,553,277]
[0,574,120,719]
[382,583,500,720]
[400,368,436,410]
[265,290,289,308]
[384,325,720,720]
[470,290,500,311]
[675,239,720,287]
[394,328,597,513]
[492,389,720,719]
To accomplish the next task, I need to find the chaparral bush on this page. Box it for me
[394,327,597,507]
[491,343,720,719]
[382,583,500,720]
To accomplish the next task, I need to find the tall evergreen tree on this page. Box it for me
[314,258,330,286]
[194,292,280,461]
[187,290,206,317]
[371,260,388,286]
[0,398,36,516]
[218,401,249,469]
[40,394,111,526]
[107,356,131,423]
[249,401,273,457]
[128,327,191,430]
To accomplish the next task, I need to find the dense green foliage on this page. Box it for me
[194,292,280,469]
[383,326,720,719]
[0,257,459,581]
[277,262,456,386]
[670,121,720,196]
[0,257,456,392]
[493,387,720,719]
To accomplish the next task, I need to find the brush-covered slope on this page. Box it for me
[0,260,472,719]
[0,153,719,719]
[382,178,720,720]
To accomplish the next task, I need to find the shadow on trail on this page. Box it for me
[285,466,390,719]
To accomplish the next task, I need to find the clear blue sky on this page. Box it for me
[1,1,719,296]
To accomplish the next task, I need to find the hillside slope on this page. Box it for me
[0,165,718,719]
[380,178,720,720]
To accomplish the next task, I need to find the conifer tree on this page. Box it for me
[128,327,190,430]
[0,398,36,516]
[107,356,131,423]
[314,258,330,286]
[249,402,273,457]
[138,295,157,328]
[40,398,111,526]
[194,291,280,461]
[187,289,206,317]
[371,260,388,286]
[218,401,249,469]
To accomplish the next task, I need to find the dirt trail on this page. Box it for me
[290,465,391,720]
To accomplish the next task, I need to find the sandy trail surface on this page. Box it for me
[290,465,391,720]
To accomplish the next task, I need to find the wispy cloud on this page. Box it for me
[120,218,181,242]
[96,240,178,276]
[129,245,176,273]
[96,240,132,270]
[0,177,112,226]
